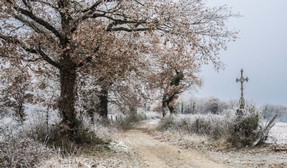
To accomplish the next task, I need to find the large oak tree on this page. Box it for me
[0,0,237,136]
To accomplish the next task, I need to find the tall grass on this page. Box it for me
[0,109,113,167]
[159,107,263,148]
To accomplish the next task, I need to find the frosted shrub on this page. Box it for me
[158,116,176,130]
[159,114,225,140]
[178,114,225,140]
[159,108,262,148]
[117,112,147,129]
[226,107,261,147]
[0,136,55,167]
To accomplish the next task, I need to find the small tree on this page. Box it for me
[228,107,261,147]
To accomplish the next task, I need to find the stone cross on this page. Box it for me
[236,69,249,109]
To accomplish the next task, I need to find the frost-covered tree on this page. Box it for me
[145,2,238,116]
[0,0,237,136]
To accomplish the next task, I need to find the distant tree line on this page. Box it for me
[177,97,287,122]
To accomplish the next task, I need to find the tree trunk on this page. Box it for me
[162,93,176,116]
[98,87,108,118]
[58,57,78,136]
[168,103,175,114]
[162,71,184,116]
[162,96,168,117]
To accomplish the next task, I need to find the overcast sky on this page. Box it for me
[195,0,287,106]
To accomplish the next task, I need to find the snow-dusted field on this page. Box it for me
[268,122,287,144]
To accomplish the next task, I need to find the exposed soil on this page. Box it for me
[120,120,231,168]
[122,129,230,168]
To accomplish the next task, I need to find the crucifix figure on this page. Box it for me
[236,69,249,109]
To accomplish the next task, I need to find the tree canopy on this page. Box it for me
[0,0,238,137]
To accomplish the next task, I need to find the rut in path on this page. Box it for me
[121,128,232,168]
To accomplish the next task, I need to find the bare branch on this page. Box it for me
[107,26,152,32]
[0,33,61,69]
[81,0,102,13]
[36,45,61,69]
[14,15,55,41]
[0,54,42,62]
[21,0,32,11]
[7,1,65,44]
[36,0,58,10]
[0,33,37,53]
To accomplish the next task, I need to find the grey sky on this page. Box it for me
[196,0,287,106]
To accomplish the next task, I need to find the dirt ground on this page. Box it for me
[122,129,230,168]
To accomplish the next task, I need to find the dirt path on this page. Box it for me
[122,128,232,168]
